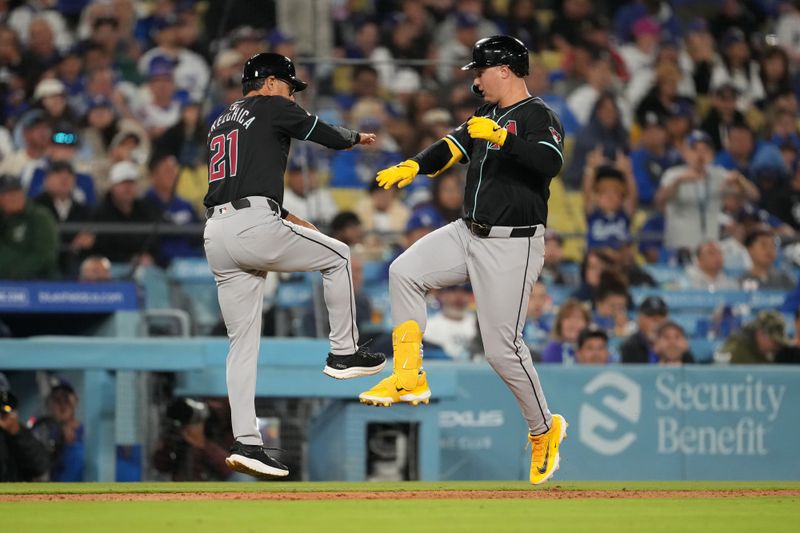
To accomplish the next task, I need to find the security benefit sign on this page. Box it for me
[565,367,799,480]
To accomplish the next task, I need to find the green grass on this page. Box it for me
[2,482,799,533]
[2,497,798,533]
[2,480,799,494]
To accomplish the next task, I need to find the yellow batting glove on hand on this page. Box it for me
[376,159,420,189]
[467,116,507,146]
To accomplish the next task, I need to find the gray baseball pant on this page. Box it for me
[389,219,553,435]
[204,196,359,445]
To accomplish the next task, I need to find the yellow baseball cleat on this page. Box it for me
[358,370,431,407]
[528,414,568,485]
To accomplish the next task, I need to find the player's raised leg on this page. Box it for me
[360,222,469,406]
[467,233,567,484]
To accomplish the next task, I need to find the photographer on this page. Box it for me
[152,398,232,481]
[31,379,85,481]
[0,373,51,481]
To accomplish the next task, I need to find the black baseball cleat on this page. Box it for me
[225,441,289,479]
[323,341,387,379]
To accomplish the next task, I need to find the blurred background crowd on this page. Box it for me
[1,0,800,368]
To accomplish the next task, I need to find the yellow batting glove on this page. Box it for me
[375,159,419,189]
[467,116,507,146]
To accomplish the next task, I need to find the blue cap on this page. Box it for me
[687,129,713,148]
[668,98,694,118]
[686,18,708,33]
[455,12,480,29]
[87,94,113,110]
[287,146,318,171]
[405,208,439,234]
[268,30,295,47]
[151,14,179,33]
[148,55,176,78]
[721,27,746,48]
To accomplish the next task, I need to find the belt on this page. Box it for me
[463,217,544,238]
[206,196,281,219]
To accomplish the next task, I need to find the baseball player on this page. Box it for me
[203,53,386,478]
[358,36,568,484]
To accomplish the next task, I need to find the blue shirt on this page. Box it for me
[143,188,202,260]
[630,148,678,206]
[27,165,96,207]
[586,208,630,250]
[541,340,576,364]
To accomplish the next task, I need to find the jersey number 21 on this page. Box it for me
[208,129,239,182]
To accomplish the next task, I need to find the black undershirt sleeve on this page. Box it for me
[411,139,460,175]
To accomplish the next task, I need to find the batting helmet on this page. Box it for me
[461,35,529,77]
[242,52,307,92]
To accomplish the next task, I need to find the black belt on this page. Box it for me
[206,197,281,219]
[463,217,540,238]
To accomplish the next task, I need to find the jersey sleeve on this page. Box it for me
[499,105,565,178]
[271,98,359,149]
[442,120,473,165]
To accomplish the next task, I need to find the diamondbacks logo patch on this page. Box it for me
[489,120,517,150]
[549,126,562,145]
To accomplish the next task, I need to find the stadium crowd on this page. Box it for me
[1,0,800,365]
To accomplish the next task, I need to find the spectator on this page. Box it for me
[33,161,94,276]
[131,55,184,140]
[91,161,161,265]
[566,53,630,131]
[410,171,464,229]
[436,12,480,85]
[630,112,679,206]
[155,100,207,169]
[592,274,633,338]
[79,255,112,282]
[700,84,747,151]
[718,310,800,364]
[709,0,760,42]
[572,247,618,303]
[503,0,544,52]
[0,174,59,280]
[548,0,593,51]
[541,230,578,286]
[711,28,766,112]
[355,179,410,252]
[656,130,759,254]
[424,285,478,361]
[653,321,695,365]
[434,0,499,48]
[23,125,97,207]
[637,213,667,264]
[603,240,657,288]
[776,0,800,64]
[740,229,796,290]
[80,95,150,192]
[759,46,794,105]
[526,62,580,136]
[0,375,51,482]
[768,159,800,230]
[619,17,661,80]
[32,78,77,128]
[679,18,718,96]
[582,160,637,251]
[523,281,553,356]
[684,240,740,290]
[713,123,757,178]
[0,110,50,177]
[281,149,339,228]
[329,211,364,248]
[663,98,695,150]
[137,14,210,102]
[621,296,670,364]
[541,298,591,364]
[575,326,610,365]
[565,91,630,188]
[141,152,202,263]
[31,379,84,481]
[152,398,233,481]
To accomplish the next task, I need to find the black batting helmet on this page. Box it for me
[461,35,529,77]
[242,52,308,92]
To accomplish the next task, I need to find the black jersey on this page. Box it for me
[445,96,565,227]
[203,95,359,209]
